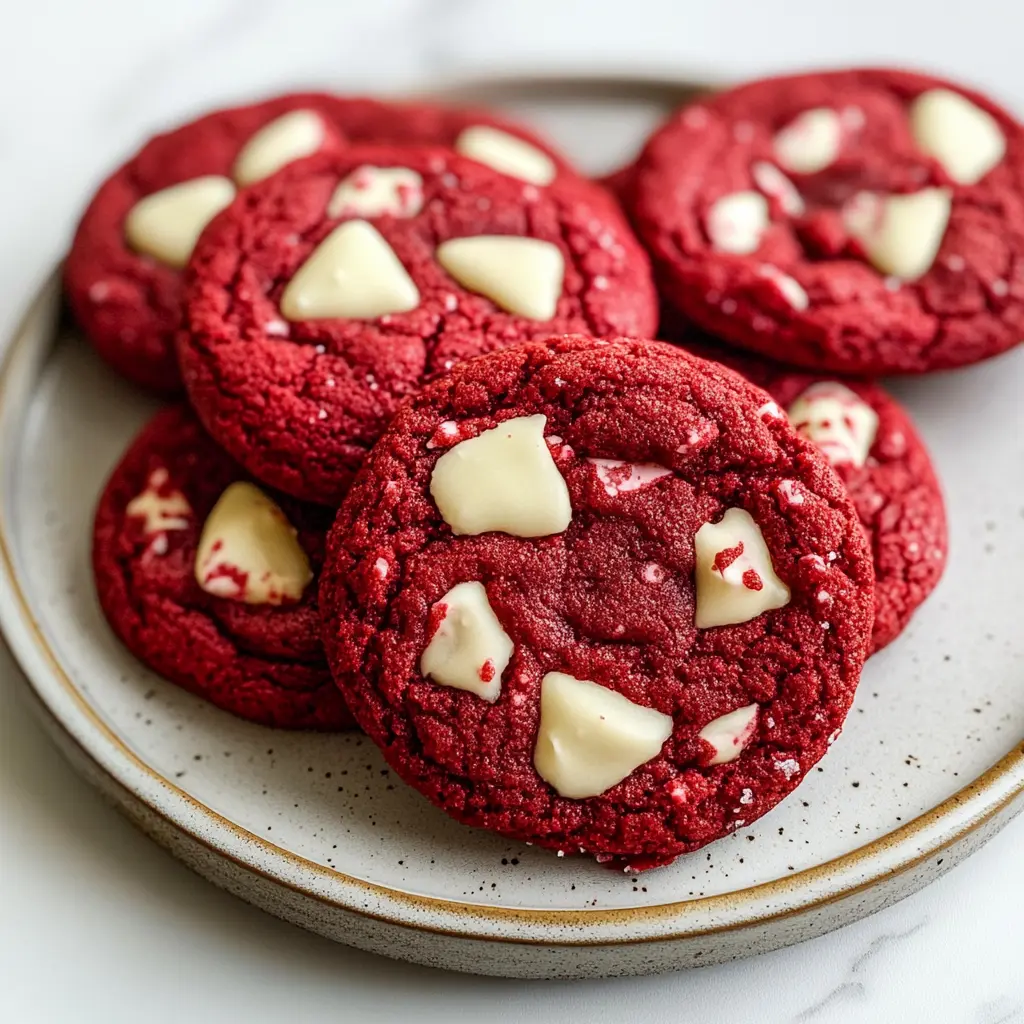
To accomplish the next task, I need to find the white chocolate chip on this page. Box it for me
[533,672,673,799]
[280,220,420,321]
[436,236,564,320]
[707,191,769,254]
[643,563,665,583]
[697,704,758,765]
[124,176,235,268]
[778,479,805,506]
[233,110,325,185]
[788,382,879,468]
[750,161,805,216]
[773,108,842,174]
[326,166,424,219]
[757,264,809,311]
[588,459,672,497]
[194,482,312,605]
[420,582,513,702]
[775,757,800,780]
[694,508,791,628]
[757,400,784,421]
[910,88,1006,185]
[843,188,951,280]
[430,415,571,537]
[126,468,191,535]
[455,125,556,185]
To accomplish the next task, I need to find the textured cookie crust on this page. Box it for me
[681,339,948,650]
[630,69,1024,374]
[66,95,577,395]
[65,94,352,393]
[93,406,353,730]
[180,146,657,505]
[320,336,874,867]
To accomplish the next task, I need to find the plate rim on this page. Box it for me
[2,73,1023,945]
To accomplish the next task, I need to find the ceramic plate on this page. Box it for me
[1,77,1023,980]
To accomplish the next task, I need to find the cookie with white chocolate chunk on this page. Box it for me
[65,93,581,395]
[629,68,1024,374]
[319,335,874,868]
[92,406,354,730]
[678,337,949,651]
[179,144,656,505]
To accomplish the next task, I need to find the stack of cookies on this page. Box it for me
[71,68,1018,871]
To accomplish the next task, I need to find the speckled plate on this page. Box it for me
[1,77,1023,980]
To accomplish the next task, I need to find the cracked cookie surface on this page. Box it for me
[93,406,354,730]
[66,95,579,394]
[680,338,948,651]
[629,69,1024,374]
[319,336,874,868]
[179,145,657,504]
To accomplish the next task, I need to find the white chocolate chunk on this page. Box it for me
[843,188,951,281]
[750,161,805,216]
[588,459,672,497]
[430,415,571,537]
[758,264,809,310]
[694,508,791,628]
[327,166,424,219]
[420,582,513,702]
[698,704,759,765]
[194,482,312,605]
[910,89,1006,185]
[707,191,769,254]
[124,176,235,268]
[126,468,191,535]
[773,108,842,174]
[455,125,556,185]
[787,382,879,468]
[533,672,674,799]
[233,110,325,185]
[280,220,420,320]
[436,236,563,320]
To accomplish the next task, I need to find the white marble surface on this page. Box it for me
[1,1,1022,1020]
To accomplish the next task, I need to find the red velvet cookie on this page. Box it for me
[629,69,1024,375]
[66,94,355,394]
[93,406,354,730]
[179,146,657,505]
[677,337,947,651]
[319,335,874,868]
[66,95,577,395]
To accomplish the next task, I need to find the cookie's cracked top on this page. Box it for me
[93,406,354,731]
[65,93,581,394]
[673,333,948,652]
[629,68,1024,375]
[179,145,657,504]
[320,336,875,868]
